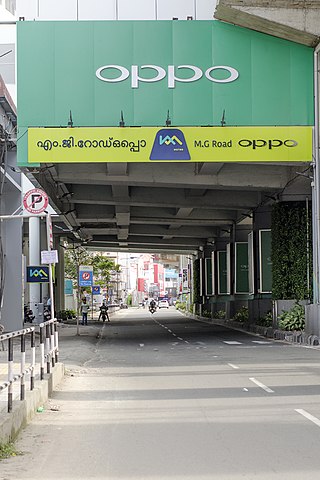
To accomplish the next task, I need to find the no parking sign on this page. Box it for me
[23,188,48,214]
[79,265,93,287]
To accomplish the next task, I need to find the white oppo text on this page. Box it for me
[95,64,239,88]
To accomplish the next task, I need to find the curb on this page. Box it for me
[182,311,320,347]
[0,362,64,444]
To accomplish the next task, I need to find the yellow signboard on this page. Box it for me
[27,126,312,163]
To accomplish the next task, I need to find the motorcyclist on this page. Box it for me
[149,299,156,312]
[98,301,110,322]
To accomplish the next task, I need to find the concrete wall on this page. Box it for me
[217,0,320,35]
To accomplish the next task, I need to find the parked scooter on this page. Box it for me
[43,307,51,322]
[24,305,35,323]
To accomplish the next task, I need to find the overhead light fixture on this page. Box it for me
[119,110,125,127]
[68,110,73,127]
[166,110,171,126]
[221,109,226,127]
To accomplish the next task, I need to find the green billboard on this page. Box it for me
[235,243,249,294]
[17,20,313,165]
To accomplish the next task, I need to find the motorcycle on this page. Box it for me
[149,305,157,314]
[43,307,51,321]
[99,305,109,322]
[24,305,35,323]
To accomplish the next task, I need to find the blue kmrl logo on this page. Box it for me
[150,129,190,161]
[27,266,50,283]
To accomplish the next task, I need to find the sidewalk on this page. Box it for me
[0,309,122,443]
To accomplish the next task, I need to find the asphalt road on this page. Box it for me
[2,307,320,480]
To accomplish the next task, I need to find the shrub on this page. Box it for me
[256,311,273,327]
[213,310,226,319]
[175,301,186,311]
[277,303,305,331]
[233,306,249,323]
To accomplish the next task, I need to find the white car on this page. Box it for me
[158,300,169,309]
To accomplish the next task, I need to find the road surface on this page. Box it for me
[2,307,320,479]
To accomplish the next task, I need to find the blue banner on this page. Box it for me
[27,266,49,283]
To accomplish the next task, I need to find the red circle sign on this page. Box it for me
[82,272,90,280]
[23,188,49,214]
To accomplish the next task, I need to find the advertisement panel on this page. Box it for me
[235,243,249,294]
[28,126,312,163]
[259,230,272,293]
[17,20,313,166]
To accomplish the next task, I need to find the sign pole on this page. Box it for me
[46,214,55,321]
[91,288,94,320]
[77,264,80,336]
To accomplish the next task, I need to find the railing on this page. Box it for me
[0,318,59,413]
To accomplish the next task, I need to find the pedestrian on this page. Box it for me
[81,298,89,325]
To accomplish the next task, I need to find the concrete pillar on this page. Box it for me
[1,190,23,331]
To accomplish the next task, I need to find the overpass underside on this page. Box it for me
[30,161,311,253]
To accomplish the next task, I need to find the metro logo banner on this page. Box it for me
[28,126,312,163]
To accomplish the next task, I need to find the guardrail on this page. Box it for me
[0,318,59,413]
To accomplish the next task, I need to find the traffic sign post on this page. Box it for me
[23,188,49,215]
[77,265,94,331]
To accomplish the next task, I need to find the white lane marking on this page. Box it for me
[249,377,274,393]
[228,363,240,369]
[177,337,183,341]
[295,409,320,427]
[252,341,272,345]
[223,341,242,345]
[167,329,172,333]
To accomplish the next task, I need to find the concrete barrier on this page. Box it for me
[0,362,64,444]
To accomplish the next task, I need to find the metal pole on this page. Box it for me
[77,263,80,336]
[29,216,40,322]
[8,337,13,413]
[46,214,55,321]
[40,324,45,380]
[313,44,320,303]
[31,329,35,389]
[20,334,25,400]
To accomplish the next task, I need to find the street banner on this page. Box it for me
[28,126,312,164]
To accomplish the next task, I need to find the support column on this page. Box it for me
[54,236,65,315]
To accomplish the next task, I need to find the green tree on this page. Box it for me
[91,253,120,287]
[64,245,121,291]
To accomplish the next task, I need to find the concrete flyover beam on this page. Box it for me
[68,185,262,210]
[215,1,320,45]
[56,162,292,190]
